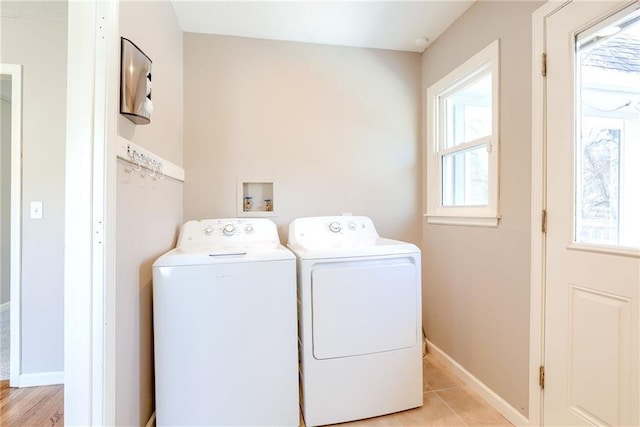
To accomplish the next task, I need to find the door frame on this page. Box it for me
[0,63,23,387]
[530,2,573,424]
[64,0,117,424]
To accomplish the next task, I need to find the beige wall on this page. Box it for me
[116,1,183,425]
[421,0,543,417]
[183,34,422,245]
[115,161,182,426]
[0,0,67,374]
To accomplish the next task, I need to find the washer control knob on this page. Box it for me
[348,221,356,230]
[223,224,236,236]
[329,222,342,233]
[245,224,254,234]
[204,226,214,235]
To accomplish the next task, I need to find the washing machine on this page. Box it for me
[152,218,299,427]
[287,216,423,426]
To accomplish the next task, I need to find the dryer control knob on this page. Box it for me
[204,226,214,235]
[244,225,254,233]
[348,221,356,230]
[223,224,236,236]
[329,222,342,233]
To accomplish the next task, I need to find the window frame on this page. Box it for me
[425,39,501,227]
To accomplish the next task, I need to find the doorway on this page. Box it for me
[533,1,640,425]
[0,70,11,380]
[0,64,21,385]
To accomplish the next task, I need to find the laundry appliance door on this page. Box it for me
[311,257,419,360]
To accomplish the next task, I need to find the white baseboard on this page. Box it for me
[145,411,156,427]
[426,340,529,427]
[17,371,64,387]
[0,301,9,312]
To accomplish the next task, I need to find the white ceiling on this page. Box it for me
[170,1,475,53]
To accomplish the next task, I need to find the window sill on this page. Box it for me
[424,214,500,228]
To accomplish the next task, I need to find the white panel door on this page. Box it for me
[545,1,640,425]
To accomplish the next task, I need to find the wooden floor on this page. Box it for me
[0,381,64,427]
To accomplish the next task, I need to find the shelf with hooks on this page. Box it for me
[116,137,185,182]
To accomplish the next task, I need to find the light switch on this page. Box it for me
[30,201,43,219]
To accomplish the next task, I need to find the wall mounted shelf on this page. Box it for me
[116,137,185,182]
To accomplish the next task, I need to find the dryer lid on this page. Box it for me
[287,216,419,259]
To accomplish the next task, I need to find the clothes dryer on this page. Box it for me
[153,218,299,426]
[287,216,423,427]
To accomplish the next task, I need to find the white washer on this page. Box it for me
[288,216,423,427]
[153,218,299,427]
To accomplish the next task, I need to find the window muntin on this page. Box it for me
[425,40,500,226]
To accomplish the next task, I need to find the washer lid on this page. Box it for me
[154,218,295,266]
[153,243,295,267]
[177,218,281,249]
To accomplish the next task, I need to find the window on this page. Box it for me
[425,40,500,227]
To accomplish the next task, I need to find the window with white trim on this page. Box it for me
[425,40,500,227]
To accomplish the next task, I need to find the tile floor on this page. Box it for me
[301,353,513,427]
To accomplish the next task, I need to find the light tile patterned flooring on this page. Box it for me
[302,353,513,427]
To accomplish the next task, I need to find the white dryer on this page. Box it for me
[287,216,423,427]
[153,218,299,426]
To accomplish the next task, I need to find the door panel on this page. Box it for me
[545,1,640,425]
[568,285,632,425]
[311,260,417,359]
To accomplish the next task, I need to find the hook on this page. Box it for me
[133,158,141,172]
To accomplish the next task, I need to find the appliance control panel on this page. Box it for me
[177,218,280,248]
[288,216,379,249]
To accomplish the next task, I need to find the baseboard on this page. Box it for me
[145,411,156,427]
[426,340,529,427]
[17,371,64,387]
[0,301,9,312]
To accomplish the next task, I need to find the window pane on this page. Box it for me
[444,73,491,149]
[442,144,488,206]
[576,14,640,249]
[576,125,621,245]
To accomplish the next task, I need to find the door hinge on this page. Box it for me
[541,209,547,233]
[539,365,545,389]
[94,220,104,245]
[542,53,547,77]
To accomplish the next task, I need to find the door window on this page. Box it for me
[576,11,640,250]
